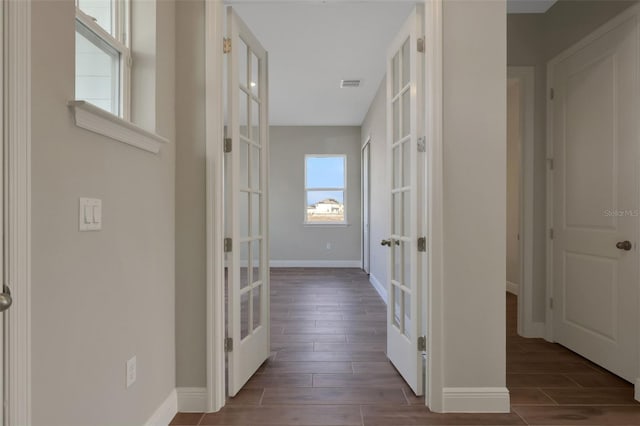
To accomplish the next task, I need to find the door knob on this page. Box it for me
[616,240,633,251]
[381,239,391,247]
[0,285,12,312]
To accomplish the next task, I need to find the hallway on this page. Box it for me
[171,268,640,425]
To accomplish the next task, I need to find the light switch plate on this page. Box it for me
[79,198,102,231]
[126,356,136,388]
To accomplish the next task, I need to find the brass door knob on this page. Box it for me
[616,240,632,251]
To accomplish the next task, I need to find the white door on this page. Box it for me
[383,5,425,396]
[551,15,638,382]
[226,6,270,397]
[362,142,370,273]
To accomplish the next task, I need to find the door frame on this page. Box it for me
[361,136,371,273]
[205,0,226,413]
[546,2,640,399]
[506,66,539,338]
[4,0,32,423]
[204,0,445,413]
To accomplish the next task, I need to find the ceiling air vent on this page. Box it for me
[340,79,361,88]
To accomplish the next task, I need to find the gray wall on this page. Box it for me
[360,78,389,292]
[441,0,507,391]
[507,0,638,323]
[31,0,176,424]
[270,126,362,263]
[175,0,207,389]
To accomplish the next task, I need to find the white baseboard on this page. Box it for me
[269,260,361,268]
[177,387,208,413]
[144,389,178,426]
[369,273,387,304]
[506,281,518,295]
[442,387,510,413]
[635,378,640,402]
[521,321,546,339]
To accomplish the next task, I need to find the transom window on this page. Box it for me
[305,155,346,224]
[75,0,131,118]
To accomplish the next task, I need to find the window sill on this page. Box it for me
[304,223,351,228]
[68,101,169,154]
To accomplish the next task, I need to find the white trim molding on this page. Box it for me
[6,0,32,424]
[177,387,208,413]
[205,0,226,413]
[269,260,361,268]
[506,281,518,296]
[144,389,177,426]
[635,378,640,402]
[67,101,169,154]
[369,273,387,304]
[507,66,539,339]
[442,387,510,413]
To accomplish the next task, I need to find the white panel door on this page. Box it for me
[551,15,638,382]
[383,5,425,396]
[226,6,270,397]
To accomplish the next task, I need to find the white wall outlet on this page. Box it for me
[326,242,331,250]
[126,356,137,388]
[79,198,102,231]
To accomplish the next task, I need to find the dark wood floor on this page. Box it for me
[172,268,640,425]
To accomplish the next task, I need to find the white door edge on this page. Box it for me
[205,0,226,413]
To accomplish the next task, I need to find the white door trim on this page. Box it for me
[507,66,541,338]
[424,0,443,412]
[205,0,226,413]
[5,0,32,423]
[361,136,371,273]
[546,1,640,397]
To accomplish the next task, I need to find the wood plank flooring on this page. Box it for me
[171,268,640,425]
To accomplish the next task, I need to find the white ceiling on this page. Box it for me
[227,0,557,126]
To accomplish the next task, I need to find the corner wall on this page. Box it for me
[31,0,176,424]
[440,0,508,411]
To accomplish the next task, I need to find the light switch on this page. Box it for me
[79,198,102,231]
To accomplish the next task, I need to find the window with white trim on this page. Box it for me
[75,0,131,118]
[305,155,347,224]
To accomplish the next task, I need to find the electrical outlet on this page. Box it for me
[326,242,331,250]
[126,356,137,388]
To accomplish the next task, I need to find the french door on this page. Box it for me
[383,5,425,396]
[225,6,270,397]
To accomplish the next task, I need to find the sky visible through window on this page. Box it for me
[306,156,345,206]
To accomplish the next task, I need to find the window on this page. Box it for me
[305,155,347,224]
[75,0,130,118]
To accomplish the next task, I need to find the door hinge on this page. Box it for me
[417,137,426,153]
[417,237,427,252]
[126,55,133,68]
[224,337,233,352]
[547,158,554,170]
[224,238,232,252]
[550,88,555,100]
[224,138,232,153]
[549,298,554,310]
[417,37,425,53]
[549,228,554,240]
[223,37,231,54]
[417,336,426,351]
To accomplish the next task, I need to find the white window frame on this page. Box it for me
[304,154,347,225]
[75,0,131,120]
